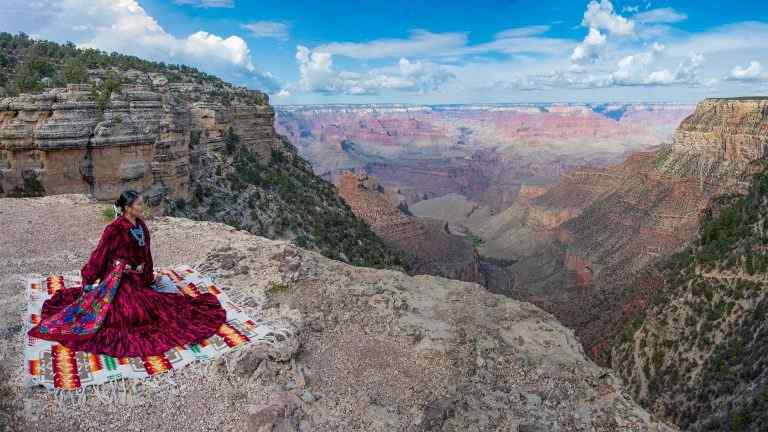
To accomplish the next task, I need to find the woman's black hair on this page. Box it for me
[115,190,141,212]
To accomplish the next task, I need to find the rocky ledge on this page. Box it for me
[0,195,672,431]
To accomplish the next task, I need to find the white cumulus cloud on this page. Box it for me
[643,52,705,86]
[582,0,635,36]
[572,0,635,65]
[571,28,607,63]
[294,46,454,95]
[610,42,665,84]
[727,60,766,81]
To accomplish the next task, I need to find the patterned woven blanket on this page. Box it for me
[24,265,290,391]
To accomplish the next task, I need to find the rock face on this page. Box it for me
[276,103,694,211]
[673,97,768,161]
[469,98,766,362]
[336,170,483,284]
[0,77,278,201]
[0,194,674,431]
[610,165,768,431]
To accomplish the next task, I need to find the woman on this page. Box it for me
[28,190,227,358]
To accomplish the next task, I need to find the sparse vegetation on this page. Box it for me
[7,175,45,197]
[610,162,768,431]
[91,72,122,119]
[170,130,406,270]
[0,32,241,97]
[465,229,485,248]
[265,281,292,296]
[102,206,118,222]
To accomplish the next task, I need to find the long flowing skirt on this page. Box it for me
[28,262,227,358]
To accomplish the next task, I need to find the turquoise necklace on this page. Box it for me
[129,225,146,247]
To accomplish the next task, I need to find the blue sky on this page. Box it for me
[3,0,768,103]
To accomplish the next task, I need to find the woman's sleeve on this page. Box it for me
[142,220,154,286]
[81,225,116,285]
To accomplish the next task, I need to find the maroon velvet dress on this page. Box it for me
[27,216,226,358]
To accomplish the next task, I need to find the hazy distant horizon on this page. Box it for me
[273,100,698,107]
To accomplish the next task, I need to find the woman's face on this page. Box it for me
[126,196,144,218]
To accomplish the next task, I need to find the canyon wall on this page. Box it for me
[0,75,280,201]
[605,168,768,430]
[276,103,694,210]
[673,97,768,161]
[336,170,483,284]
[605,99,768,430]
[471,98,766,363]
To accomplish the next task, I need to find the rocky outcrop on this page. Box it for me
[0,194,675,431]
[337,170,484,284]
[673,97,768,161]
[0,76,279,201]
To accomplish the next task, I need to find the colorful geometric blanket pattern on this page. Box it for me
[24,265,287,391]
[33,260,126,339]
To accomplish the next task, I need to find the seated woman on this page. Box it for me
[28,190,227,358]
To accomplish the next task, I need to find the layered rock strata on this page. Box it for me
[472,98,767,361]
[336,170,483,284]
[0,78,280,201]
[276,103,694,210]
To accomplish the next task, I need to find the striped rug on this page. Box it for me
[23,265,293,391]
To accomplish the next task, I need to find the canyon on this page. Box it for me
[278,98,768,430]
[5,32,768,432]
[275,103,694,210]
[336,170,483,284]
[275,102,696,290]
[448,98,767,430]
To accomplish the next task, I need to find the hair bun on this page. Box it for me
[115,190,140,211]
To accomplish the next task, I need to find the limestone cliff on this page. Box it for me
[0,80,275,200]
[673,97,768,162]
[0,194,675,431]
